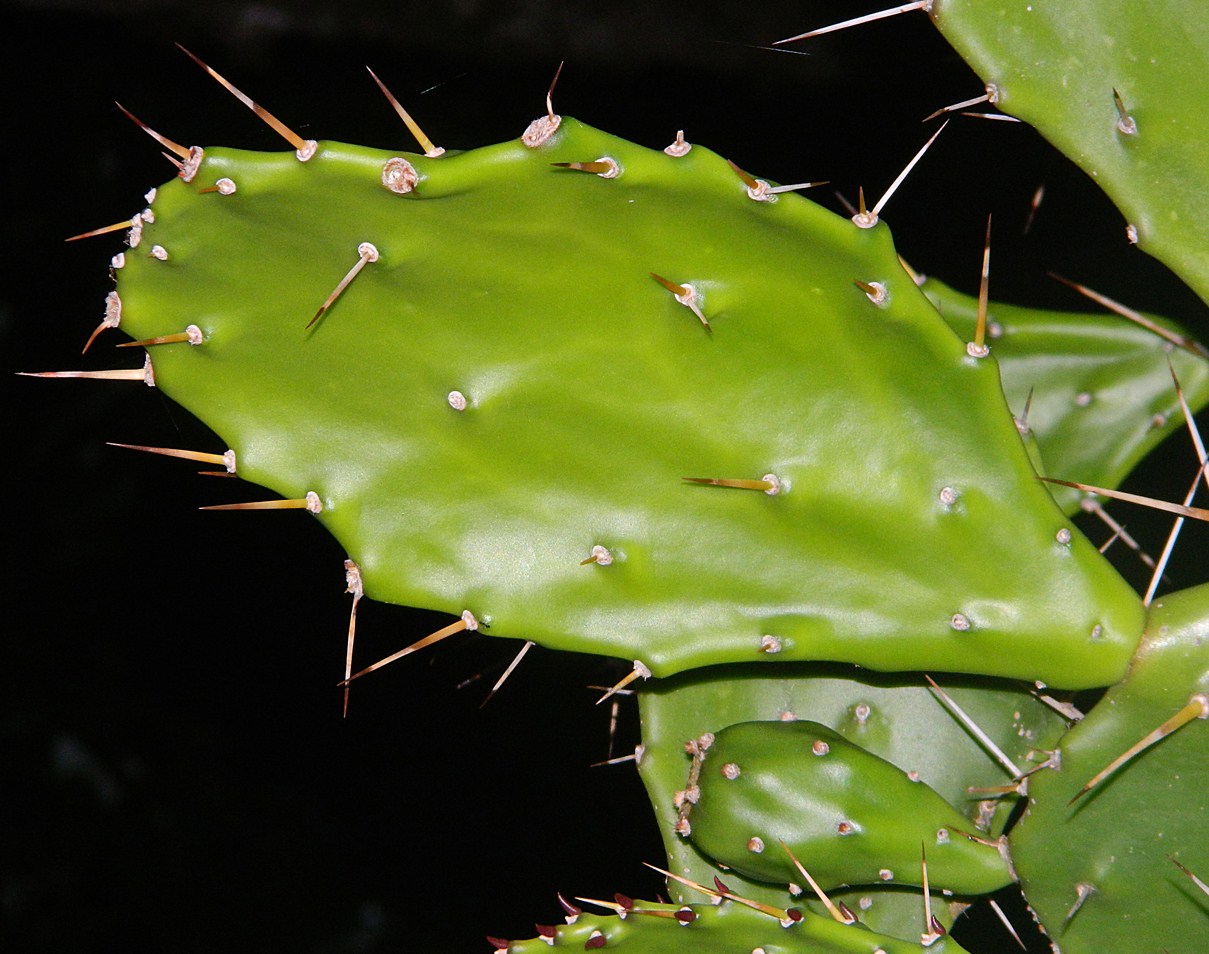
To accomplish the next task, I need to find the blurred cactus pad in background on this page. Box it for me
[9,1,1209,951]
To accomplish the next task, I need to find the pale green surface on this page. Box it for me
[924,277,1209,514]
[933,0,1209,306]
[1010,582,1209,950]
[119,118,1143,685]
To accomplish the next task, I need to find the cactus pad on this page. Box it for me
[92,115,1148,688]
[1009,581,1209,950]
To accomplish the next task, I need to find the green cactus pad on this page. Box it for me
[107,116,1143,685]
[932,1,1209,307]
[1009,582,1209,950]
[636,662,1067,936]
[493,896,972,953]
[682,720,1013,895]
[922,276,1209,515]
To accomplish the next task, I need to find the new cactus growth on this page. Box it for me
[679,720,1014,894]
[26,0,1209,949]
[636,662,1068,941]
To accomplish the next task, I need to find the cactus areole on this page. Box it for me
[105,116,1144,688]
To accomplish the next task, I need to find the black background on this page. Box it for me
[6,1,1208,951]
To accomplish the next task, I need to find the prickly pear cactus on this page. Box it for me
[25,0,1209,949]
[49,110,1146,688]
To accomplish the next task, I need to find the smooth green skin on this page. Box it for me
[636,662,1066,938]
[685,721,1013,896]
[922,277,1209,515]
[1009,582,1209,951]
[117,117,1143,686]
[932,0,1209,307]
[496,897,972,953]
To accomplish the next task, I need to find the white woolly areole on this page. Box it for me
[664,130,691,156]
[522,114,561,148]
[382,157,419,194]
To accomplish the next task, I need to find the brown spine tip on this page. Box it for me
[595,661,651,705]
[682,475,781,495]
[551,158,620,178]
[521,61,564,147]
[106,442,235,472]
[114,102,203,179]
[773,1,933,45]
[117,325,204,349]
[65,216,140,243]
[725,159,776,202]
[341,612,477,685]
[853,279,888,306]
[969,214,993,357]
[649,272,690,298]
[1112,87,1138,135]
[307,242,380,329]
[114,102,192,160]
[200,493,322,513]
[366,65,445,157]
[853,120,948,228]
[557,893,583,919]
[176,43,315,160]
[1171,858,1209,898]
[198,177,237,195]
